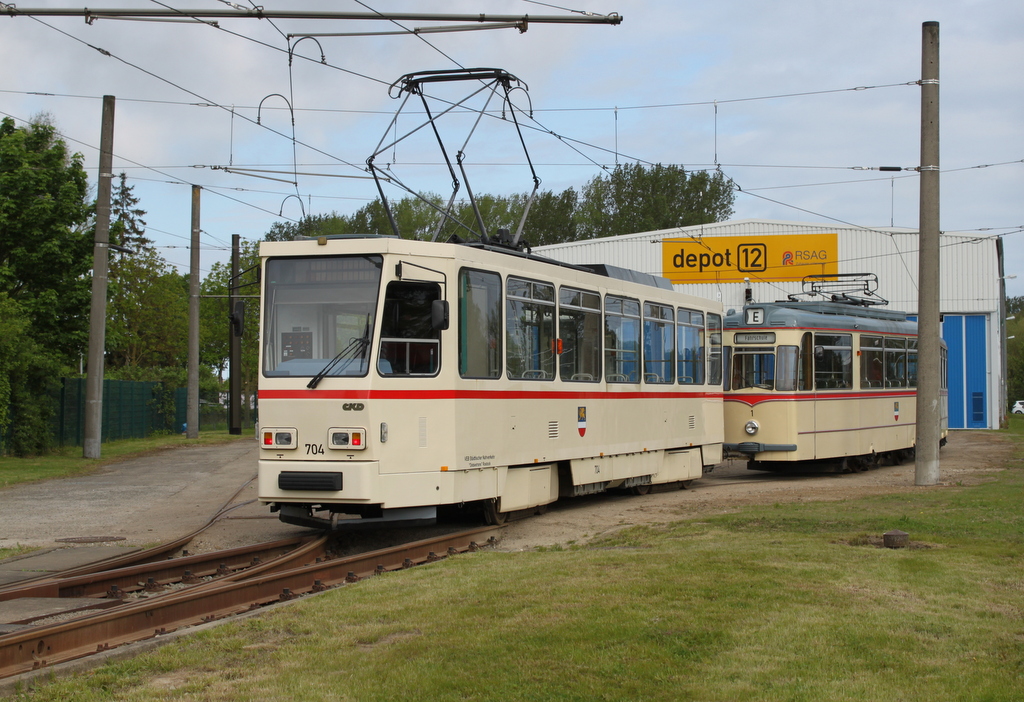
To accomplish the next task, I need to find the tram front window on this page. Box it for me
[262,255,383,378]
[731,349,776,390]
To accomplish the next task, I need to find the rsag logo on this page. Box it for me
[782,251,794,266]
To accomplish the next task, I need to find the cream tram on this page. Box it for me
[722,275,947,471]
[257,236,724,527]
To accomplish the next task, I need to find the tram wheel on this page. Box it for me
[482,499,507,526]
[631,483,652,496]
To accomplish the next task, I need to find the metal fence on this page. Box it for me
[50,379,230,447]
[52,378,162,446]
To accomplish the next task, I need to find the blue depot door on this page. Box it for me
[941,314,988,429]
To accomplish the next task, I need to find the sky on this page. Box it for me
[1,1,1022,296]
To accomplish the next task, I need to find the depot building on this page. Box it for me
[535,218,1007,430]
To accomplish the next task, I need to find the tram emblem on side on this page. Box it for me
[578,407,587,437]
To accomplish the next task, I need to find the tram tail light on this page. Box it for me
[261,428,297,449]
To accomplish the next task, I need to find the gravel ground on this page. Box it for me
[0,430,1011,555]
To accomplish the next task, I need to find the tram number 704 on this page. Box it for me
[305,444,325,455]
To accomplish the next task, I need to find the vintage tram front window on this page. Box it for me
[814,333,852,389]
[678,308,705,385]
[643,303,674,384]
[506,277,556,380]
[605,296,641,383]
[263,255,382,378]
[378,281,441,376]
[731,348,776,390]
[559,287,601,382]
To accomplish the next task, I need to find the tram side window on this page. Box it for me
[506,277,556,380]
[909,339,919,388]
[707,313,723,385]
[605,296,641,383]
[776,346,799,391]
[559,288,602,382]
[799,332,813,390]
[458,269,501,379]
[860,336,884,388]
[885,337,907,387]
[814,333,852,389]
[678,309,704,385]
[643,303,674,383]
[938,343,946,390]
[378,282,441,376]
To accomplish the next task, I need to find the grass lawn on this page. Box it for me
[9,428,1024,701]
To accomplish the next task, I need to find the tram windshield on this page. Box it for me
[730,348,776,390]
[262,255,383,378]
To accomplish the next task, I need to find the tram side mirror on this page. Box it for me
[230,301,245,338]
[431,299,449,331]
[814,345,824,360]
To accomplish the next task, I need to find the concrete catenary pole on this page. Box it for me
[83,95,115,459]
[915,21,941,485]
[229,234,242,435]
[187,185,201,439]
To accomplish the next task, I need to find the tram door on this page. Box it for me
[811,332,853,458]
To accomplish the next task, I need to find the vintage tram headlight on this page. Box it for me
[744,420,760,436]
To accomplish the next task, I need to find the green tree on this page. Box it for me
[0,116,91,359]
[106,247,189,369]
[266,213,354,241]
[522,188,579,247]
[201,239,261,427]
[0,293,27,436]
[104,176,192,372]
[0,116,90,455]
[110,172,151,251]
[1005,296,1024,409]
[576,163,734,240]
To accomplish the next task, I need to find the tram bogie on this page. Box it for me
[257,236,725,528]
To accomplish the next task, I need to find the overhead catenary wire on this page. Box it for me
[3,3,1016,286]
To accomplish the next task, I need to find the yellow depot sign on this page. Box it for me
[661,233,838,284]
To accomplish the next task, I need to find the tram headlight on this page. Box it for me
[329,427,367,451]
[744,420,760,436]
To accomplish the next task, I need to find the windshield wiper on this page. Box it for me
[306,315,371,390]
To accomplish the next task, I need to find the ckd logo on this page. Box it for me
[343,403,365,411]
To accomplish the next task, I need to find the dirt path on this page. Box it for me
[495,430,1013,551]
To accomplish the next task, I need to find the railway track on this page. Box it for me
[0,525,501,681]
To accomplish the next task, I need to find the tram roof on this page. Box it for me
[726,299,917,334]
[262,235,675,291]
